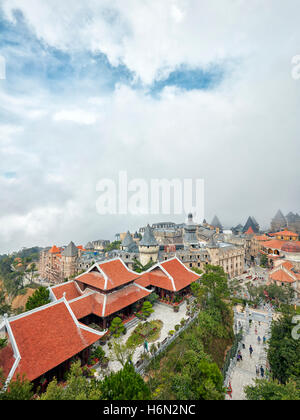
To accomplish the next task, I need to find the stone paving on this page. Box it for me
[95,301,188,378]
[226,316,270,400]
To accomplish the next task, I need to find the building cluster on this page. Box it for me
[0,257,199,388]
[38,214,247,284]
[2,208,300,390]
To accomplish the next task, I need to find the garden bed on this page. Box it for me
[126,320,163,349]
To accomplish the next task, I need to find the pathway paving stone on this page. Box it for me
[226,314,270,400]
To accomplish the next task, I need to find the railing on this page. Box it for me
[135,312,199,375]
[222,330,244,387]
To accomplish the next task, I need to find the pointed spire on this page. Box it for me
[273,210,286,222]
[211,216,223,230]
[139,225,158,246]
[62,241,78,257]
[122,231,134,247]
[207,234,219,249]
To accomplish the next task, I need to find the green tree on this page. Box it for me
[194,360,225,400]
[109,340,134,367]
[200,265,230,306]
[146,293,159,305]
[0,288,11,315]
[109,317,125,338]
[25,287,51,311]
[41,361,102,400]
[133,258,155,273]
[104,241,121,252]
[0,372,34,400]
[100,362,151,400]
[141,301,154,319]
[260,254,268,268]
[268,313,300,384]
[245,379,300,400]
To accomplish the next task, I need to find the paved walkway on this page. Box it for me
[95,301,188,378]
[226,318,270,400]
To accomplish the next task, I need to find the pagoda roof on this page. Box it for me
[1,300,104,383]
[75,258,140,291]
[135,257,200,292]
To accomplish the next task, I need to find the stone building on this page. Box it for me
[138,225,160,266]
[39,242,80,284]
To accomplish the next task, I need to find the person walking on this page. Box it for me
[263,336,266,344]
[257,335,261,345]
[260,366,265,378]
[255,365,259,376]
[249,345,253,358]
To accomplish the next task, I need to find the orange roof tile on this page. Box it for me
[9,301,101,382]
[281,261,294,271]
[76,259,139,291]
[161,258,200,291]
[69,293,104,320]
[0,342,15,380]
[69,284,151,319]
[49,245,61,254]
[51,282,82,301]
[263,239,286,250]
[270,269,296,284]
[105,285,150,317]
[270,231,298,237]
[136,258,200,292]
[245,226,254,235]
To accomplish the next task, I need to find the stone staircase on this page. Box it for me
[124,316,139,330]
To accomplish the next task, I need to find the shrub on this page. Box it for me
[109,317,125,338]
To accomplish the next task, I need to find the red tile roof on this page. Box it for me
[0,341,15,380]
[69,293,104,319]
[76,259,139,291]
[7,301,101,382]
[105,285,150,317]
[49,245,61,254]
[263,239,286,250]
[281,261,294,271]
[245,226,254,235]
[69,284,151,319]
[51,282,82,301]
[136,258,200,292]
[270,269,296,284]
[162,258,200,291]
[270,231,298,237]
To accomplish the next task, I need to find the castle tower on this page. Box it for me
[61,241,78,280]
[138,225,159,266]
[211,216,223,232]
[184,213,198,248]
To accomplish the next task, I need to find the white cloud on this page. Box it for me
[53,109,98,125]
[3,0,300,84]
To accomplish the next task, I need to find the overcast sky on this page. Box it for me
[0,0,299,254]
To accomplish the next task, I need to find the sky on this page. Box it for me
[0,0,299,253]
